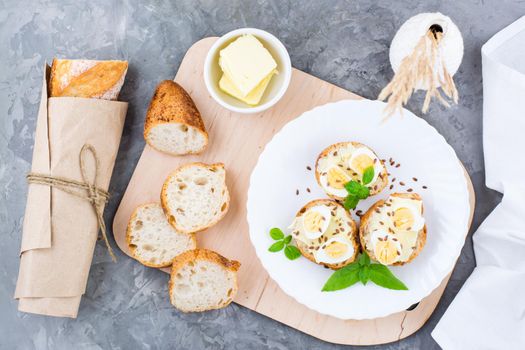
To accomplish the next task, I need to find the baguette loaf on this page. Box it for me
[144,80,208,155]
[49,58,128,100]
[169,249,240,312]
[126,203,196,268]
[161,162,230,234]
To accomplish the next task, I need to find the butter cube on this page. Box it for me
[219,34,277,98]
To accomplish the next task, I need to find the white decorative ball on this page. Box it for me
[389,12,464,89]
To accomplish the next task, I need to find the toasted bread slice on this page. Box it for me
[126,203,196,268]
[359,192,427,266]
[315,141,388,201]
[292,199,359,270]
[161,162,230,234]
[144,80,208,155]
[169,249,240,312]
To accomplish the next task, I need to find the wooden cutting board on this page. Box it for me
[112,37,475,345]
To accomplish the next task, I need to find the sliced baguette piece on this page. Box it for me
[144,80,208,155]
[359,192,427,266]
[169,249,241,312]
[315,141,388,201]
[161,162,230,234]
[126,203,196,268]
[292,199,359,270]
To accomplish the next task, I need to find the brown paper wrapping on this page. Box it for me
[14,65,128,318]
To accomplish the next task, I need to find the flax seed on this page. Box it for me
[306,166,312,171]
[412,177,418,181]
[399,181,405,186]
[407,188,413,192]
[306,187,311,193]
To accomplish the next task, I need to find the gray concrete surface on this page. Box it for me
[0,0,520,349]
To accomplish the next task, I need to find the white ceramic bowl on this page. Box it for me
[204,28,292,114]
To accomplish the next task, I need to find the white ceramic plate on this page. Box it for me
[247,99,470,320]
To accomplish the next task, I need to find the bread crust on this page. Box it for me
[49,58,128,100]
[293,199,359,270]
[125,202,197,268]
[359,192,427,266]
[144,80,208,155]
[161,162,230,234]
[315,141,388,201]
[169,249,240,312]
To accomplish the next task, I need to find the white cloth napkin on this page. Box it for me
[432,16,525,350]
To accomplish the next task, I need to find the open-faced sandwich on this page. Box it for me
[360,192,426,266]
[315,142,388,201]
[289,199,359,269]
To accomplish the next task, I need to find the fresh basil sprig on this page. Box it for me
[343,166,374,210]
[268,228,301,260]
[322,252,408,291]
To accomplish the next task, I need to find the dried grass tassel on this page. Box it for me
[379,27,459,118]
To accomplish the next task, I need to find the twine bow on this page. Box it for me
[26,144,117,262]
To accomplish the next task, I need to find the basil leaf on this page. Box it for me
[359,265,370,285]
[283,235,292,245]
[362,166,375,185]
[321,263,360,291]
[270,227,284,240]
[268,241,285,252]
[358,252,370,266]
[356,185,370,199]
[344,181,362,195]
[344,195,359,210]
[284,245,301,260]
[369,264,409,290]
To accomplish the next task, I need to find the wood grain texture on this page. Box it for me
[112,37,475,345]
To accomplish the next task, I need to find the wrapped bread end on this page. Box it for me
[49,58,128,100]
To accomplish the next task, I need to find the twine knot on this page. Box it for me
[26,144,117,262]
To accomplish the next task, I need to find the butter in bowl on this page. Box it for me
[204,28,292,114]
